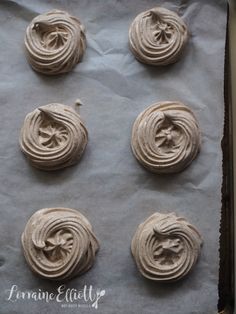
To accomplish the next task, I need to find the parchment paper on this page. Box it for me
[0,0,227,313]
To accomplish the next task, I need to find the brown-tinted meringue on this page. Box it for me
[129,7,188,66]
[131,101,201,173]
[19,103,88,171]
[21,207,99,280]
[25,10,86,75]
[131,212,202,282]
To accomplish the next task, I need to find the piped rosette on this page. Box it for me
[131,212,203,282]
[19,103,88,171]
[21,207,99,280]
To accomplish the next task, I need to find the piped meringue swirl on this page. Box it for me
[25,10,86,75]
[21,207,99,280]
[131,101,201,173]
[131,212,202,282]
[129,7,188,65]
[19,103,88,171]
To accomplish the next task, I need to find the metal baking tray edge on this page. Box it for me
[218,1,235,313]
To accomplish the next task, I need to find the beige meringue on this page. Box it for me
[21,207,99,280]
[131,101,201,173]
[131,212,202,282]
[25,10,86,75]
[129,7,188,66]
[19,103,88,171]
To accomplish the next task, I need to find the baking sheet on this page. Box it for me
[0,0,227,313]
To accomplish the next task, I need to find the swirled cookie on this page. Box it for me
[25,10,86,75]
[19,103,88,171]
[129,7,188,66]
[21,207,99,280]
[131,212,202,282]
[131,101,201,173]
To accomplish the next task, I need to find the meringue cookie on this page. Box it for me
[19,103,88,171]
[129,7,188,66]
[21,207,99,280]
[131,101,201,173]
[131,212,202,282]
[25,10,86,75]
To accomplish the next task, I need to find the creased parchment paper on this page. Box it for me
[0,0,227,313]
